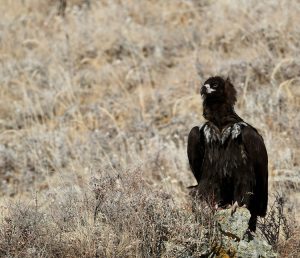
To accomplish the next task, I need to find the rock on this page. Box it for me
[164,208,277,257]
[238,238,276,258]
[215,207,250,240]
[213,207,277,258]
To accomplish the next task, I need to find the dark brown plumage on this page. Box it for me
[187,76,268,231]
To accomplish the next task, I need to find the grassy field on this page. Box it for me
[0,0,299,257]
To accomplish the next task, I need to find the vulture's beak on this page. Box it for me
[201,84,215,96]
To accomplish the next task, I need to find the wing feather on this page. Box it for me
[187,125,205,184]
[242,126,268,216]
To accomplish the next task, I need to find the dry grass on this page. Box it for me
[0,0,299,257]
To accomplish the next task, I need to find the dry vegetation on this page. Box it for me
[0,0,299,257]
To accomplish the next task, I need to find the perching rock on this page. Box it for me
[213,207,277,258]
[215,207,250,240]
[164,208,277,257]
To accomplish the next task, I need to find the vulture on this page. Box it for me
[187,76,268,231]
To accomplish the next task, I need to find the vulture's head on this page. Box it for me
[201,76,237,106]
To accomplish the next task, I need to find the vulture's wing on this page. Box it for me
[187,125,205,184]
[242,126,268,216]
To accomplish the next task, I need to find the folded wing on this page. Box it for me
[242,126,268,216]
[187,126,205,184]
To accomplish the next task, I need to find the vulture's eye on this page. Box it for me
[212,84,218,88]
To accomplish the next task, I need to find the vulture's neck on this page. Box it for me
[203,100,242,130]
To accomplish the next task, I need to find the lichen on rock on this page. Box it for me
[215,207,250,241]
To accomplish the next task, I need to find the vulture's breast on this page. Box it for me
[202,122,249,178]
